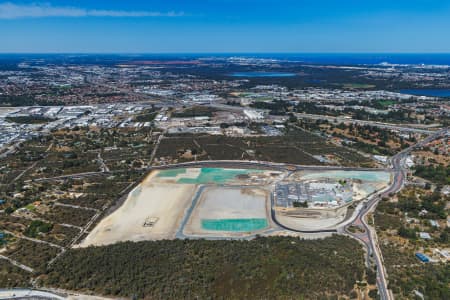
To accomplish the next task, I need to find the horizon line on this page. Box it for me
[1,52,450,55]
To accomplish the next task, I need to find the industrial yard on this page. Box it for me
[274,170,391,231]
[79,166,391,246]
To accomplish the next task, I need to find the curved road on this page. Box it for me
[345,127,448,300]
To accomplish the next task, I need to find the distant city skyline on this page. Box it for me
[1,0,450,53]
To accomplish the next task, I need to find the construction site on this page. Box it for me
[274,170,391,231]
[79,166,391,246]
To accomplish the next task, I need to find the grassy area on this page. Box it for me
[373,99,396,109]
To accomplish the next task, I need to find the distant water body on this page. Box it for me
[231,72,296,77]
[236,53,450,66]
[2,53,450,66]
[400,89,450,97]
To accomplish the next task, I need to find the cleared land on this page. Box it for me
[80,167,393,245]
[80,172,196,246]
[184,187,270,236]
[80,167,279,245]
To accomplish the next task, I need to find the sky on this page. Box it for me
[1,0,450,53]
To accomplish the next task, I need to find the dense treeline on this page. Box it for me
[44,236,364,299]
[172,106,218,118]
[5,116,56,124]
[0,260,31,287]
[414,164,450,185]
[0,95,62,107]
[388,263,449,299]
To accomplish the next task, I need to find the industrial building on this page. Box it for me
[275,179,353,209]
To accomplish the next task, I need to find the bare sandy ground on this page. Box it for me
[79,172,196,247]
[276,210,346,231]
[184,186,269,235]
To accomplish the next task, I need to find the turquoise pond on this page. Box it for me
[157,168,262,184]
[156,168,187,178]
[201,218,268,232]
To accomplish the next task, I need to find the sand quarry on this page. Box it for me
[80,171,197,247]
[183,186,270,237]
[80,168,275,247]
[79,167,391,247]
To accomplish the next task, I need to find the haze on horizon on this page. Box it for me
[1,0,450,53]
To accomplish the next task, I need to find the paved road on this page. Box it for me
[2,126,444,299]
[345,127,448,300]
[151,159,392,172]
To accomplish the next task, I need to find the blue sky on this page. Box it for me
[1,0,450,53]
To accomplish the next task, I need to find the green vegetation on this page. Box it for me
[0,127,154,274]
[24,220,53,238]
[372,99,396,109]
[342,83,376,89]
[397,226,417,239]
[39,206,96,228]
[5,116,56,124]
[0,260,31,288]
[4,239,60,272]
[293,201,308,208]
[157,127,371,167]
[375,186,450,299]
[172,106,217,118]
[297,119,414,157]
[387,264,449,299]
[44,236,365,299]
[133,107,158,122]
[414,164,450,185]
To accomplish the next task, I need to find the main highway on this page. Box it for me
[345,127,448,300]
